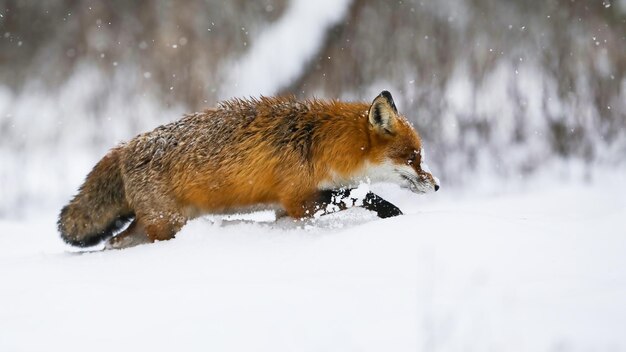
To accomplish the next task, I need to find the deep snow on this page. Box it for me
[1,175,625,352]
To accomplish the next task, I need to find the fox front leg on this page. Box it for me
[318,188,403,218]
[362,192,403,218]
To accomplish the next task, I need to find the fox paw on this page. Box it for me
[104,233,151,250]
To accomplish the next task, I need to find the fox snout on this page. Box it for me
[404,171,439,194]
[417,149,440,193]
[395,154,440,194]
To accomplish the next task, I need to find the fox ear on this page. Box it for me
[368,90,399,135]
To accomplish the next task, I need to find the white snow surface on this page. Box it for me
[221,0,353,98]
[1,174,626,352]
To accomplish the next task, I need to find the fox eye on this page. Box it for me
[407,151,418,165]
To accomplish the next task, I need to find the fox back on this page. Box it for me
[58,91,439,248]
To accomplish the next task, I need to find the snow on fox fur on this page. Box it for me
[58,91,439,249]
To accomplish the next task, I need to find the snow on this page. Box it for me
[221,0,353,98]
[0,63,184,217]
[2,2,625,349]
[1,173,625,351]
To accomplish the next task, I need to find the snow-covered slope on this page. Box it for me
[1,176,625,352]
[221,0,353,98]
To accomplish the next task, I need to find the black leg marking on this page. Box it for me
[317,188,403,218]
[362,192,403,218]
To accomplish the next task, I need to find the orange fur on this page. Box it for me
[58,92,438,248]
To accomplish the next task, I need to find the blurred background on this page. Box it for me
[0,0,625,217]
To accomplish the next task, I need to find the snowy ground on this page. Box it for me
[1,172,625,352]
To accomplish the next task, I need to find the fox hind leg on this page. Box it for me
[105,219,151,250]
[141,210,188,242]
[104,210,188,249]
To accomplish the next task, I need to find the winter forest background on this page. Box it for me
[2,2,626,351]
[1,0,625,215]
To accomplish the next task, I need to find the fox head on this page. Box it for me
[365,91,440,194]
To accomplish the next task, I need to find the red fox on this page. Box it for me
[58,91,439,249]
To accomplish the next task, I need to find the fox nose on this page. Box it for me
[434,184,440,192]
